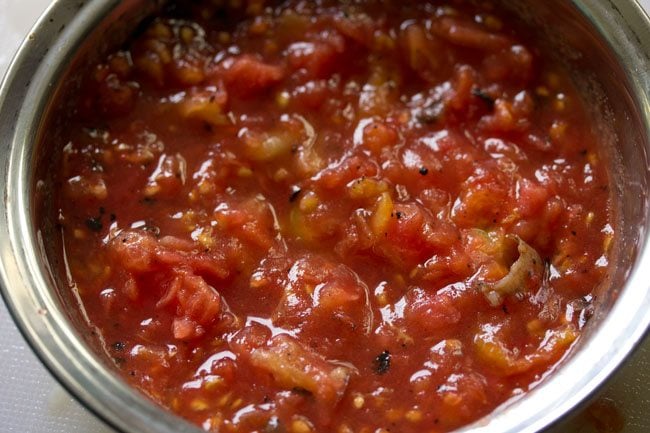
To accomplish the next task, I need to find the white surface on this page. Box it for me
[0,1,649,432]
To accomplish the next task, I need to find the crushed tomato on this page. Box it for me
[50,1,615,432]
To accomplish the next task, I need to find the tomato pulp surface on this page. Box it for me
[51,1,615,432]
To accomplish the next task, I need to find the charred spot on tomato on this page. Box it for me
[112,341,126,351]
[419,167,429,175]
[374,350,391,374]
[472,87,495,108]
[289,186,302,202]
[291,387,313,397]
[85,217,103,232]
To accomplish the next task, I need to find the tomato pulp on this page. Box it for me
[51,1,615,432]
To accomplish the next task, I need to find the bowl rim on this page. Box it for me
[0,1,649,433]
[0,2,204,432]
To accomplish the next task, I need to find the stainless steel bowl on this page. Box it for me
[0,1,648,432]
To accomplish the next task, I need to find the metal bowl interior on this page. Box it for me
[0,1,648,432]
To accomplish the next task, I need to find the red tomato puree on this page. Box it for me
[52,1,615,432]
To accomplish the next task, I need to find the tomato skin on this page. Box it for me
[403,288,461,333]
[362,121,399,155]
[222,55,285,97]
[287,32,346,79]
[53,1,614,432]
[108,230,158,274]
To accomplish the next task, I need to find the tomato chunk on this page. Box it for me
[222,55,284,97]
[249,334,351,408]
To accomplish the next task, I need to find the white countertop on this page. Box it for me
[0,1,648,432]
